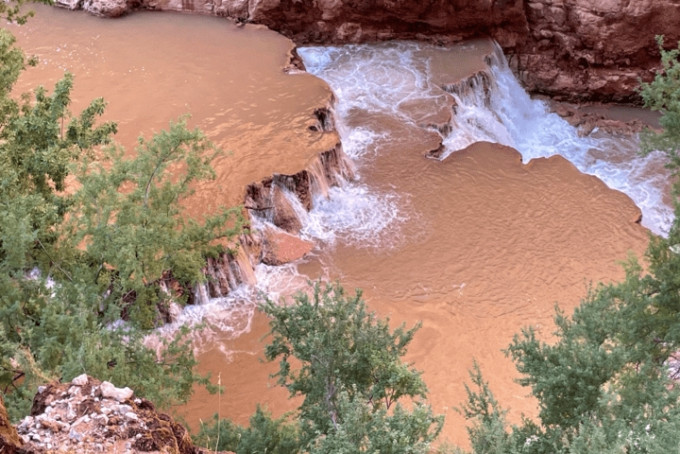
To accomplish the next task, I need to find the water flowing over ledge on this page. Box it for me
[300,40,673,236]
[166,39,670,347]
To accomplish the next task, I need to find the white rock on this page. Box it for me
[68,386,82,396]
[53,0,83,10]
[69,428,83,441]
[37,386,46,394]
[72,374,89,386]
[124,411,138,421]
[66,405,77,421]
[100,381,133,402]
[94,414,109,426]
[71,415,90,428]
[17,416,34,433]
[116,404,133,415]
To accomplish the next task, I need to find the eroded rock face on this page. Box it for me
[15,375,217,454]
[516,0,680,102]
[247,0,528,47]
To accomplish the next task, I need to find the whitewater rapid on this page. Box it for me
[162,39,671,345]
[299,41,672,237]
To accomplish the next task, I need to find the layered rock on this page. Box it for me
[14,375,224,454]
[516,0,680,102]
[188,142,353,305]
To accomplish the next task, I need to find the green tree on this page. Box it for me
[66,117,243,328]
[194,406,300,454]
[0,27,240,418]
[0,0,49,25]
[195,282,442,453]
[262,282,429,433]
[460,37,680,454]
[640,36,680,176]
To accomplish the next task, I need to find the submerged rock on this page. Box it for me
[261,227,314,265]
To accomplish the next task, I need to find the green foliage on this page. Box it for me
[263,282,429,430]
[262,281,442,451]
[0,29,116,276]
[459,363,512,454]
[195,282,442,453]
[194,406,300,454]
[640,36,680,177]
[0,27,241,419]
[67,117,243,328]
[461,37,680,454]
[0,0,50,25]
[307,391,441,454]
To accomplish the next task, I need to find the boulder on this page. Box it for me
[261,228,314,265]
[82,0,131,17]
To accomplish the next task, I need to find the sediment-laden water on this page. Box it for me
[10,7,663,446]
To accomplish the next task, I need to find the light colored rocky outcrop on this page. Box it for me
[82,0,132,17]
[15,375,221,454]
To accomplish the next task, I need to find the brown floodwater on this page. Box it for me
[9,6,653,448]
[9,4,338,213]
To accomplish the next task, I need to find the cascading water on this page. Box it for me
[161,37,669,354]
[299,40,673,237]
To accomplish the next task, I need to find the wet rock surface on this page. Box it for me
[14,375,220,454]
[261,227,314,265]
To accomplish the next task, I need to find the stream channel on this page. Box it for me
[10,6,668,445]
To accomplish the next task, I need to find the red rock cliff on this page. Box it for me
[58,0,680,101]
[516,0,680,102]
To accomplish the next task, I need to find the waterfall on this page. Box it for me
[164,39,671,342]
[300,41,672,236]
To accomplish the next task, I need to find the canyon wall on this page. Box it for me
[55,0,680,102]
[517,0,680,102]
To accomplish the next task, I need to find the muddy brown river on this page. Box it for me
[9,6,654,446]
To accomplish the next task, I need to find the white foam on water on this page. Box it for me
[301,184,408,249]
[253,262,311,301]
[442,46,673,235]
[301,40,673,238]
[300,43,439,124]
[342,127,387,160]
[298,43,430,249]
[151,284,257,352]
[157,40,673,350]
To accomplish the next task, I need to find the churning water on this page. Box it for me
[300,40,672,237]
